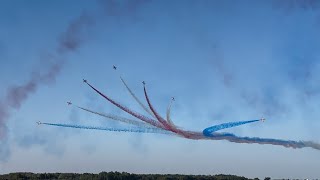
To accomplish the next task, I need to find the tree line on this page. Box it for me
[0,172,267,180]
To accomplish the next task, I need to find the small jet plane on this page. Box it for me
[113,65,117,70]
[67,101,72,105]
[260,118,266,122]
[142,81,146,85]
[172,97,175,101]
[83,79,87,83]
[36,121,42,125]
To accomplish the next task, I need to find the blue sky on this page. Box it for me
[0,0,320,179]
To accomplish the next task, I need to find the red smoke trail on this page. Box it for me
[84,81,164,129]
[46,76,320,149]
[85,75,202,139]
[118,73,193,137]
[143,86,174,130]
[143,85,195,138]
[119,76,155,118]
[0,12,94,140]
[0,0,155,160]
[58,13,94,53]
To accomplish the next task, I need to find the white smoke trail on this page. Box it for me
[41,122,171,134]
[166,99,176,127]
[119,76,155,118]
[75,105,152,128]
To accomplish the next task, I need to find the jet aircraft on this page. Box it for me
[260,118,266,122]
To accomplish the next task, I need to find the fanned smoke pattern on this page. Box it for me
[75,105,151,127]
[43,72,320,151]
[118,75,182,132]
[41,122,170,134]
[84,81,163,128]
[98,76,320,150]
[203,120,260,136]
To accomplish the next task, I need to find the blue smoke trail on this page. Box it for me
[41,122,171,134]
[60,78,320,150]
[203,120,259,136]
[202,120,320,150]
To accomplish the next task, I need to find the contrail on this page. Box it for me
[45,75,320,151]
[143,85,171,129]
[203,120,260,136]
[0,103,9,139]
[166,98,176,127]
[40,122,170,134]
[206,132,320,150]
[0,12,94,141]
[84,80,164,129]
[143,85,191,138]
[0,0,155,161]
[119,76,155,118]
[106,78,320,150]
[74,104,152,127]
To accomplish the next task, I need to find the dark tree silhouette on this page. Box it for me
[0,172,254,180]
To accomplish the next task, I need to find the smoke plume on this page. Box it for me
[0,12,94,142]
[0,0,155,161]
